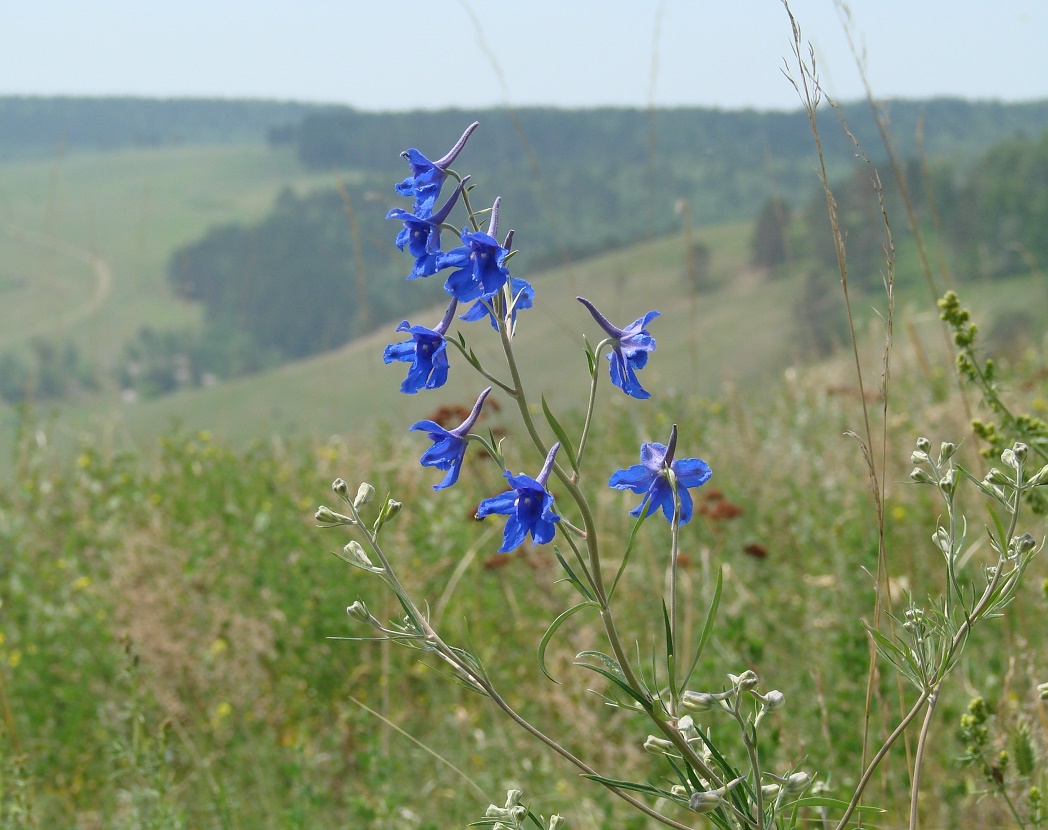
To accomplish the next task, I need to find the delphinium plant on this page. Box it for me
[314,122,1047,829]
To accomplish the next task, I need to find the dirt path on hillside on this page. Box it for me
[0,221,113,348]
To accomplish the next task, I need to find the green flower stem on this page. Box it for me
[727,701,764,830]
[445,337,516,397]
[351,503,696,830]
[574,338,612,473]
[667,480,681,710]
[495,315,724,788]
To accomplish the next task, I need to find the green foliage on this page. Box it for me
[751,198,792,269]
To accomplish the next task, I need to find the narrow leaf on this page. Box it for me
[682,568,722,687]
[579,774,678,800]
[538,602,598,683]
[609,511,649,599]
[554,549,595,601]
[541,395,580,476]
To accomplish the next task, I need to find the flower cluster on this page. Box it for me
[382,124,711,551]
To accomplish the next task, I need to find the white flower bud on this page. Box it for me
[1027,464,1048,487]
[354,482,376,507]
[915,437,931,452]
[911,450,930,465]
[644,735,676,755]
[762,690,786,711]
[937,442,957,464]
[910,467,935,484]
[689,791,722,813]
[761,784,781,799]
[332,478,350,499]
[730,669,760,692]
[315,505,354,526]
[346,600,382,629]
[1037,681,1048,701]
[681,691,719,712]
[784,771,812,793]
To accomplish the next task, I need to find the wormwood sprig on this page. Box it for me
[939,290,1048,515]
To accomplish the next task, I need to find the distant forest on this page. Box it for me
[3,96,1046,401]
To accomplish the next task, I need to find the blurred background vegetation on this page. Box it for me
[0,95,1046,828]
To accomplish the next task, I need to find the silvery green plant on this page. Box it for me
[314,125,1046,829]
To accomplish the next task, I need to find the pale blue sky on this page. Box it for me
[1,1,1045,111]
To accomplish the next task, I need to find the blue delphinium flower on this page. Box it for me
[396,122,479,213]
[477,443,561,553]
[460,277,534,329]
[609,425,712,524]
[383,299,458,394]
[409,387,491,490]
[437,198,511,302]
[386,177,468,280]
[577,296,660,399]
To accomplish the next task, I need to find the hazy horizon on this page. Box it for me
[2,1,1045,113]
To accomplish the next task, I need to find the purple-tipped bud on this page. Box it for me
[432,122,479,170]
[450,387,492,438]
[487,197,502,238]
[434,298,459,336]
[536,442,561,488]
[577,296,625,339]
[430,176,470,224]
[664,424,679,469]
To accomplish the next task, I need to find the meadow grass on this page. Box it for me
[1,319,1043,828]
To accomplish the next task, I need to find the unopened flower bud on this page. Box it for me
[1002,447,1022,470]
[986,467,1012,486]
[681,691,719,712]
[730,669,760,692]
[762,690,786,711]
[1037,681,1048,701]
[670,785,690,798]
[910,468,935,485]
[689,791,722,813]
[677,715,699,740]
[547,817,565,830]
[315,505,354,526]
[937,442,957,464]
[332,478,350,500]
[916,437,931,453]
[1012,443,1029,464]
[784,771,812,793]
[761,784,781,799]
[1028,464,1048,487]
[343,540,382,572]
[911,450,930,465]
[644,735,676,755]
[932,527,952,555]
[939,467,958,496]
[1011,533,1037,557]
[354,482,376,507]
[346,600,382,629]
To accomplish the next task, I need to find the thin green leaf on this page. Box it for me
[609,511,648,599]
[541,396,580,476]
[662,599,674,659]
[579,774,678,800]
[788,797,884,813]
[538,602,599,684]
[554,549,595,601]
[682,568,722,688]
[575,652,650,707]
